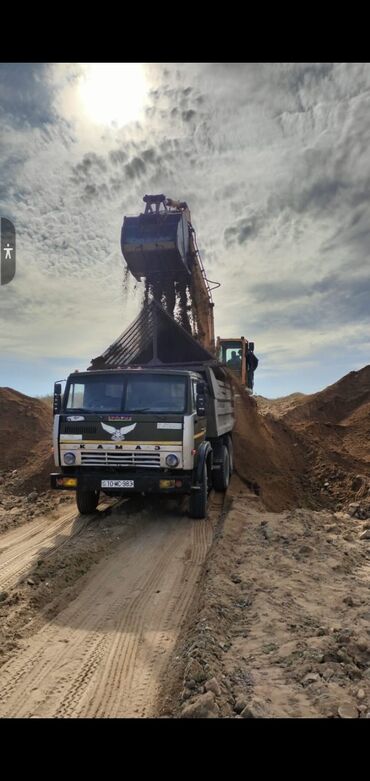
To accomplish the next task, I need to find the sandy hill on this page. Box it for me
[256,392,309,419]
[0,387,53,491]
[255,366,370,509]
[283,366,370,428]
[243,366,370,509]
[281,366,370,470]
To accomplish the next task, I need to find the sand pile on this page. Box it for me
[256,392,308,419]
[230,376,313,511]
[255,366,370,511]
[284,365,370,429]
[0,388,53,493]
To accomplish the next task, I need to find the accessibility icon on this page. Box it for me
[1,218,16,285]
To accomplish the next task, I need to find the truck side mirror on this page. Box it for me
[196,382,206,416]
[53,383,62,415]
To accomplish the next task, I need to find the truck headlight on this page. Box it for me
[63,452,76,465]
[166,453,179,467]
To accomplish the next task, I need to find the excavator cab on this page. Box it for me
[121,194,192,283]
[216,337,253,391]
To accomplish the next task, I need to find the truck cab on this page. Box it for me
[51,365,234,519]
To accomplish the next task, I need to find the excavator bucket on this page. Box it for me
[121,209,191,282]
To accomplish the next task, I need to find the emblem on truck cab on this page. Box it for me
[101,422,137,441]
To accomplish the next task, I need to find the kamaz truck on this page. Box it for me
[51,302,234,519]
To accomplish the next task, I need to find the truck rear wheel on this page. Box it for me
[189,464,208,519]
[213,444,230,492]
[76,486,100,515]
[226,436,234,476]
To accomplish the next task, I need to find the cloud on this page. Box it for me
[224,212,261,246]
[182,109,196,122]
[0,64,56,126]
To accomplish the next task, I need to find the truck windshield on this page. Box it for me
[65,374,187,414]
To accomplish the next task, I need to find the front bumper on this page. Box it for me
[50,470,193,494]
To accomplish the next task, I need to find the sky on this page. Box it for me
[0,62,369,399]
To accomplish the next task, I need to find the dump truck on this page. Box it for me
[51,300,234,519]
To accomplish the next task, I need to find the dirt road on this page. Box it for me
[0,507,80,593]
[0,496,218,718]
[0,498,120,593]
[1,482,369,719]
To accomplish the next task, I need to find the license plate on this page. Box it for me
[101,480,134,488]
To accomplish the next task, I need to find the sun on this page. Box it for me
[78,63,148,127]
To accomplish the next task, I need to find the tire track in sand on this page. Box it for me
[0,503,218,718]
[0,499,121,592]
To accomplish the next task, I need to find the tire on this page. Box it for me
[189,463,208,519]
[226,436,234,476]
[213,444,230,492]
[76,486,100,514]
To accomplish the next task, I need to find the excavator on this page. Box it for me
[121,194,256,391]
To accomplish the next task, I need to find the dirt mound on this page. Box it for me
[283,366,370,427]
[256,392,309,419]
[233,366,370,512]
[0,387,52,493]
[276,366,370,510]
[340,401,370,466]
[230,377,314,511]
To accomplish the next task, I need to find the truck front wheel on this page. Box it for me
[189,464,208,519]
[76,486,100,515]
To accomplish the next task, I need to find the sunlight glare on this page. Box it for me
[78,63,148,126]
